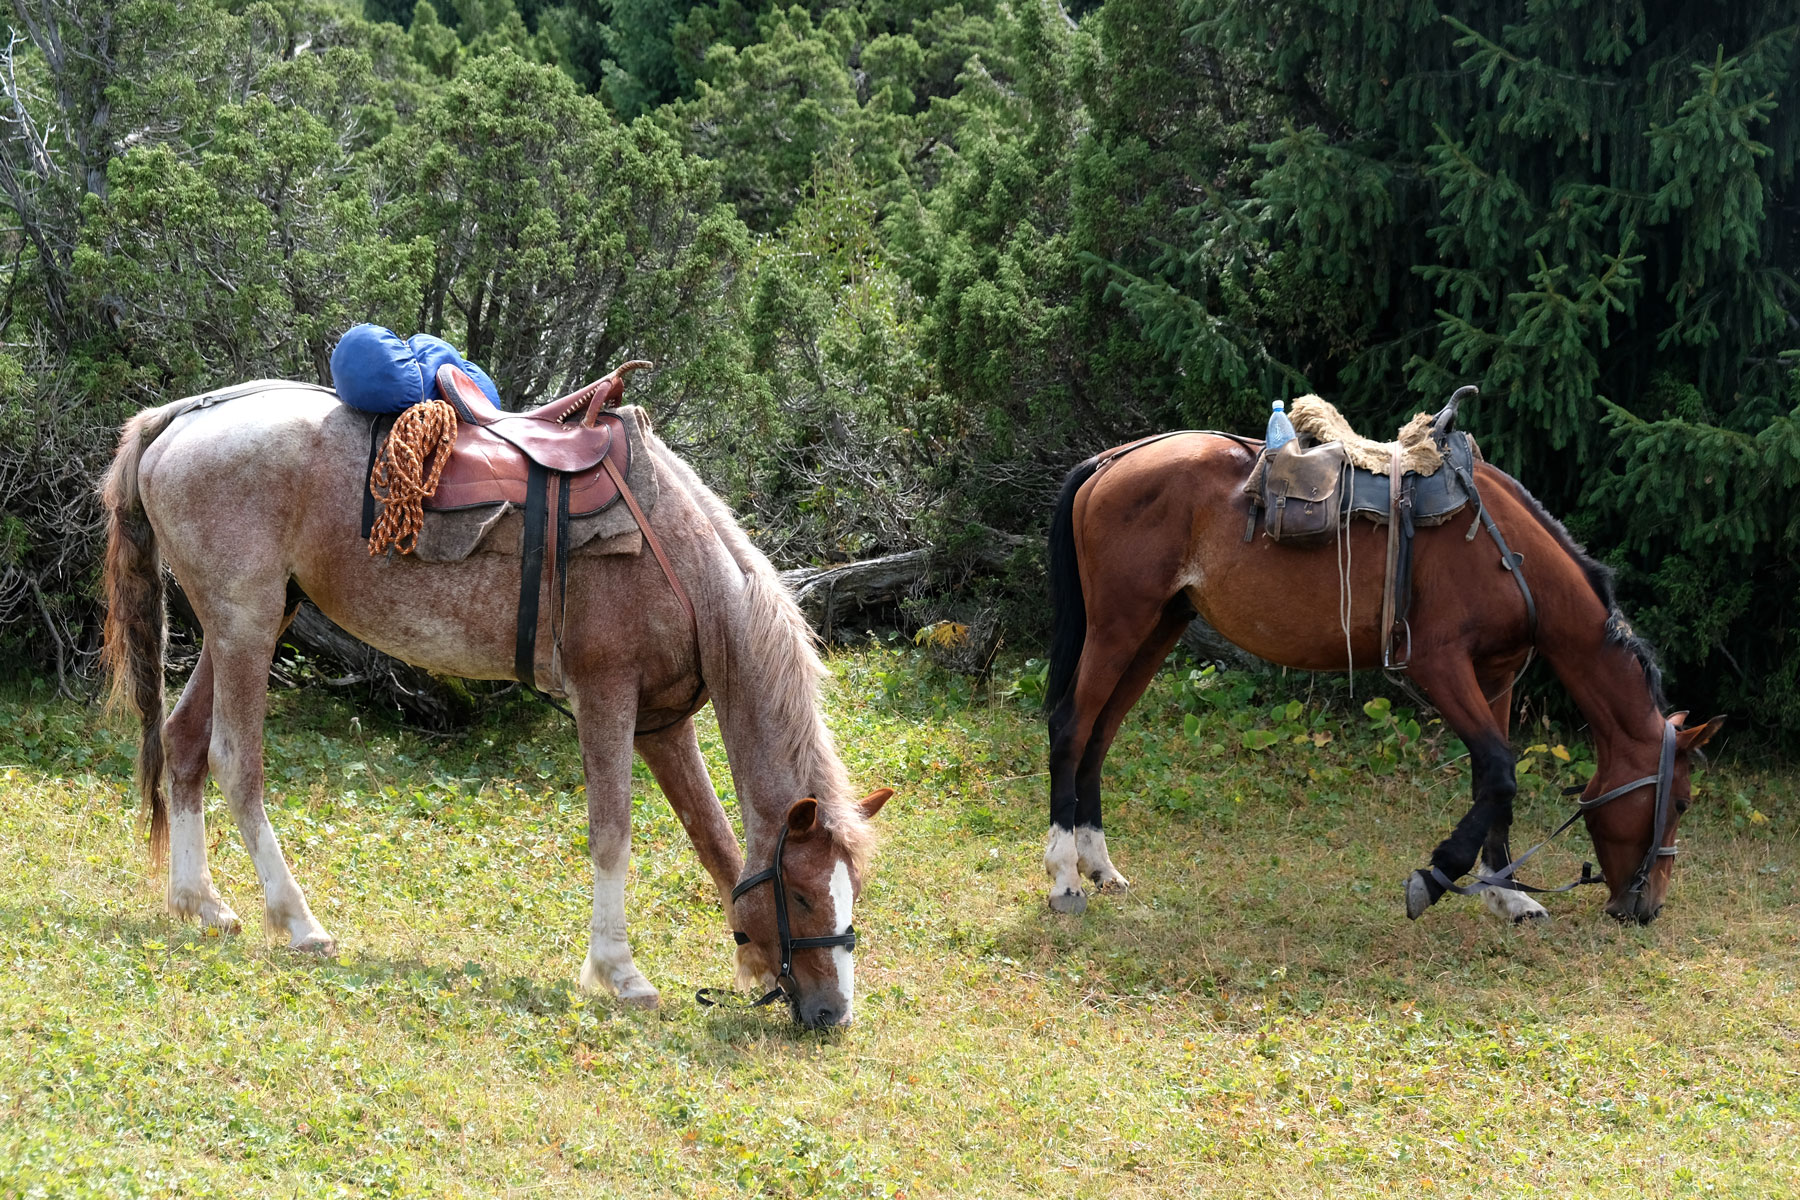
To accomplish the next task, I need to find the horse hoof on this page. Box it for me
[200,904,242,935]
[1048,887,1088,916]
[289,932,337,956]
[1405,872,1434,921]
[1089,871,1130,894]
[616,985,661,1010]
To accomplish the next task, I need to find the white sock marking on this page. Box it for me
[829,860,855,1019]
[1045,826,1081,893]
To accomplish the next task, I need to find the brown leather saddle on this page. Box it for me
[362,360,692,693]
[1241,386,1498,671]
[426,363,630,514]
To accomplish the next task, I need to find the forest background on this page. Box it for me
[1,0,1796,745]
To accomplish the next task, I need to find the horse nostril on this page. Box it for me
[803,1004,841,1028]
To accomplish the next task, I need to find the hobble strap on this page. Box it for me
[1426,721,1679,901]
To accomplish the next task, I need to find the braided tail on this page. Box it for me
[100,411,171,865]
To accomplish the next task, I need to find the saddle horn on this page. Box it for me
[580,360,654,427]
[1431,384,1478,446]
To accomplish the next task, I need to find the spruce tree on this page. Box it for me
[1103,2,1800,739]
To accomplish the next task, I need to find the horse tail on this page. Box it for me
[100,407,177,866]
[1044,455,1102,714]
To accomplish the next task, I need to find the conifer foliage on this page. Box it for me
[1119,3,1800,737]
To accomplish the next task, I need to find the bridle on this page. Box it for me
[696,821,857,1011]
[1431,719,1681,913]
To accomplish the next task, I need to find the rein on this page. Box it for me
[696,821,858,1012]
[1430,719,1679,903]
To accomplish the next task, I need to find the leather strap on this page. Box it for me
[705,820,858,1012]
[516,462,549,685]
[1422,720,1678,901]
[600,454,696,641]
[361,412,399,540]
[1381,445,1403,669]
[550,470,572,684]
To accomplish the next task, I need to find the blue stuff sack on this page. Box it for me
[329,323,503,413]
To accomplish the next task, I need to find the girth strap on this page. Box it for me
[515,462,551,685]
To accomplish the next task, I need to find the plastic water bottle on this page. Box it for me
[1265,399,1296,452]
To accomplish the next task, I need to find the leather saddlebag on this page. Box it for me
[1246,440,1347,544]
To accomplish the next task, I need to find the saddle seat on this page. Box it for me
[426,363,643,516]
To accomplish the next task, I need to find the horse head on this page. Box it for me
[1581,713,1725,924]
[730,788,893,1028]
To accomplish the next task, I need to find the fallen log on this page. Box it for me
[779,529,1033,636]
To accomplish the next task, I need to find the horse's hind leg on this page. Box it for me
[1474,679,1548,924]
[1072,603,1194,893]
[636,718,761,986]
[162,645,242,933]
[1047,599,1183,913]
[207,612,334,952]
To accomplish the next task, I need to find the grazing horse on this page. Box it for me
[1043,429,1722,924]
[101,384,892,1027]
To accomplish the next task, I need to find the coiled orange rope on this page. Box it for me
[368,400,458,556]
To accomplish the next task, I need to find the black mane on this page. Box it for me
[1489,470,1666,709]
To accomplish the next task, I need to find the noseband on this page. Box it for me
[1432,719,1680,909]
[696,822,857,1011]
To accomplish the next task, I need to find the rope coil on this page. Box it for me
[368,400,458,556]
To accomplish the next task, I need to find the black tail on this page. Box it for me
[1044,456,1103,715]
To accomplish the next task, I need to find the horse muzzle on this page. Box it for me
[798,996,851,1029]
[1605,889,1664,925]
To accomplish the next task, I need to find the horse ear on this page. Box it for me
[858,788,894,820]
[785,798,820,837]
[1677,715,1726,753]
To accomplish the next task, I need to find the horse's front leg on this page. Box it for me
[635,718,764,987]
[574,689,659,1006]
[1405,660,1518,920]
[1474,678,1548,924]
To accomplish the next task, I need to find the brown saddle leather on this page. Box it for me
[425,365,629,516]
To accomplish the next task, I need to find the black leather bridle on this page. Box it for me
[696,821,857,1011]
[1432,719,1681,913]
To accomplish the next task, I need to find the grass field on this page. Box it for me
[2,646,1797,1198]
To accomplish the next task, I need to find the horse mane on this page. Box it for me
[638,419,874,874]
[1485,468,1666,709]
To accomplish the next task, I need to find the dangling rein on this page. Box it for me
[367,400,459,556]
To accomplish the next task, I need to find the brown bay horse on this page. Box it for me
[101,384,892,1027]
[1044,427,1722,925]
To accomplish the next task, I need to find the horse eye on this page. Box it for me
[793,893,812,912]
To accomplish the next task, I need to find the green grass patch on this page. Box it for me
[1,650,1797,1197]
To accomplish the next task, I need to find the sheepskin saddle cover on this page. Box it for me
[1288,394,1444,476]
